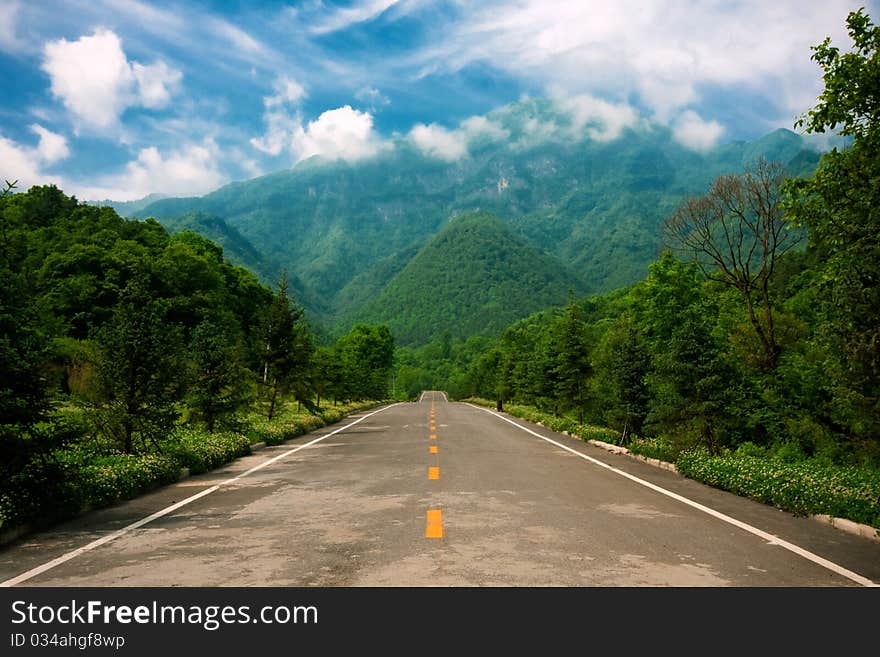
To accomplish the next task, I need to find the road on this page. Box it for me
[2,391,879,586]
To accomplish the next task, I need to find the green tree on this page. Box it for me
[551,294,592,424]
[92,277,185,453]
[261,271,312,419]
[336,324,395,401]
[785,7,880,443]
[635,252,738,454]
[0,180,70,528]
[186,319,252,432]
[664,159,799,369]
[595,314,651,444]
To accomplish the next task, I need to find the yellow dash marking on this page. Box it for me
[428,466,440,480]
[429,434,436,440]
[425,509,443,538]
[429,445,438,454]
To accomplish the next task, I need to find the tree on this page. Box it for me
[595,314,651,444]
[261,271,312,419]
[186,319,252,432]
[92,277,185,454]
[663,158,800,369]
[551,294,592,424]
[0,179,70,527]
[785,7,880,442]
[635,252,738,454]
[335,324,395,401]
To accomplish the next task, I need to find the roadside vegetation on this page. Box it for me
[0,178,393,536]
[465,398,880,531]
[407,11,880,533]
[2,9,878,540]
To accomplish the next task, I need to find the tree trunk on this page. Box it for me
[741,287,778,369]
[123,420,133,455]
[268,379,278,420]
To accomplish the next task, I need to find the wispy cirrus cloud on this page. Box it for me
[0,0,25,53]
[308,0,404,35]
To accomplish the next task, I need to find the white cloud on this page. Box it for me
[264,76,307,108]
[409,123,468,161]
[30,124,70,163]
[0,125,69,191]
[355,86,391,112]
[420,0,859,132]
[555,93,640,142]
[251,109,301,156]
[310,0,402,35]
[73,140,226,201]
[672,110,724,151]
[0,0,23,52]
[408,113,511,161]
[292,106,386,162]
[251,76,308,156]
[41,29,181,132]
[206,17,266,55]
[460,115,509,142]
[132,61,182,109]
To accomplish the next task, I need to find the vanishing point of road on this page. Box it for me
[2,392,879,587]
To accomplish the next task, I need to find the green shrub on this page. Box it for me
[735,441,767,458]
[166,428,252,474]
[629,436,678,462]
[69,454,180,508]
[771,440,808,463]
[676,450,880,529]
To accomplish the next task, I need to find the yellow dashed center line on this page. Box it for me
[425,509,443,538]
[426,401,443,539]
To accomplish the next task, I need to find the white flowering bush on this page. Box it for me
[67,454,180,508]
[165,428,252,474]
[677,450,880,529]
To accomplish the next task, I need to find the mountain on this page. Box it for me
[130,98,822,343]
[155,211,324,316]
[92,193,168,217]
[343,211,588,345]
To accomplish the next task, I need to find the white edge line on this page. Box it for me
[465,403,878,588]
[0,403,401,587]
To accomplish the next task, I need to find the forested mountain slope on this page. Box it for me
[342,212,588,345]
[128,99,821,342]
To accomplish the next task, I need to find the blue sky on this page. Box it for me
[0,0,875,201]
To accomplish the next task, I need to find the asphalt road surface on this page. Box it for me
[2,392,879,587]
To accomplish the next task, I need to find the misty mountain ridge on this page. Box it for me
[115,98,822,344]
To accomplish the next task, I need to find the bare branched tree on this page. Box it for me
[663,158,801,369]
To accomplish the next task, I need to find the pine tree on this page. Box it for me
[261,271,312,419]
[552,294,592,424]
